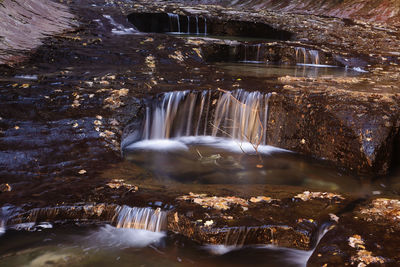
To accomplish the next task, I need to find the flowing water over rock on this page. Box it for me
[295,47,320,65]
[0,222,331,267]
[205,223,331,267]
[113,206,167,232]
[124,89,272,144]
[128,12,293,40]
[122,89,363,193]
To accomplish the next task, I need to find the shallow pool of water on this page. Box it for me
[123,136,366,195]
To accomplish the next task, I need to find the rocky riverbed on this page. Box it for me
[0,0,400,266]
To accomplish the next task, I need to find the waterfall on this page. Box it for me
[239,44,264,63]
[295,47,321,65]
[256,44,261,61]
[177,15,181,33]
[196,16,199,35]
[187,16,190,34]
[166,14,206,35]
[225,227,251,246]
[168,13,180,33]
[112,206,167,232]
[308,50,320,65]
[0,210,6,235]
[295,47,308,64]
[204,17,207,35]
[133,89,272,146]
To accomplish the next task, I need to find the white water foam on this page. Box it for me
[125,136,287,155]
[353,67,368,73]
[296,63,337,68]
[204,244,239,255]
[126,139,189,151]
[87,225,165,248]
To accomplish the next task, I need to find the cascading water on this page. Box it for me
[204,17,207,35]
[240,44,265,63]
[126,89,272,147]
[168,13,180,33]
[112,206,167,232]
[206,223,332,267]
[295,47,321,65]
[308,50,320,65]
[0,211,6,235]
[224,227,252,246]
[196,16,199,34]
[167,13,206,35]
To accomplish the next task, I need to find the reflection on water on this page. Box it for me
[124,136,360,193]
[215,62,361,78]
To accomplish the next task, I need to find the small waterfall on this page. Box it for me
[256,44,261,61]
[168,13,180,33]
[177,15,181,33]
[207,223,332,266]
[295,47,308,64]
[166,14,206,35]
[196,16,199,35]
[308,50,320,65]
[240,44,264,63]
[0,211,6,235]
[134,90,273,146]
[187,16,190,34]
[204,17,207,35]
[295,47,321,65]
[225,227,251,246]
[112,206,167,232]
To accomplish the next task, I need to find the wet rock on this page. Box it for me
[177,192,248,211]
[309,198,400,266]
[249,196,273,203]
[0,184,11,193]
[294,191,344,202]
[357,198,400,227]
[169,191,351,249]
[266,92,399,175]
[207,0,400,26]
[106,179,138,191]
[103,88,130,110]
[7,204,119,226]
